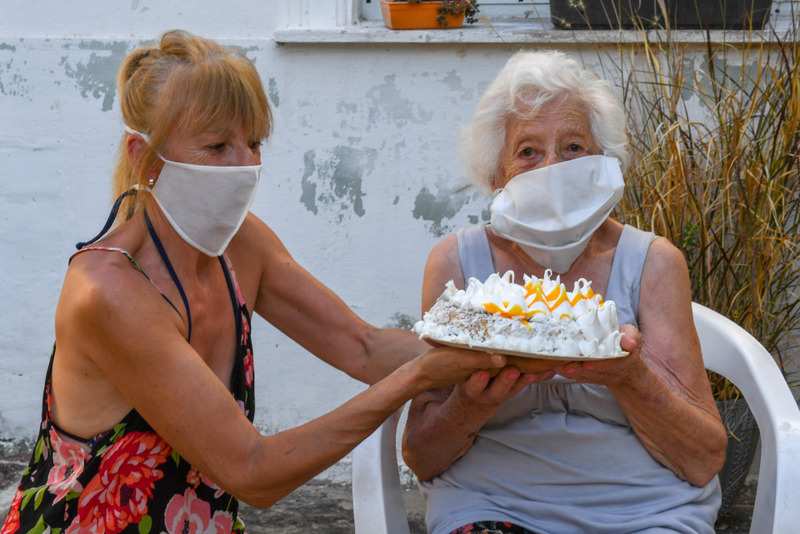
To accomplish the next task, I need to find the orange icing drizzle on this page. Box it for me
[483,302,526,319]
[545,285,562,301]
[524,280,542,297]
[478,275,606,321]
[546,289,569,311]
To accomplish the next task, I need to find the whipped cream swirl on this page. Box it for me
[414,270,622,357]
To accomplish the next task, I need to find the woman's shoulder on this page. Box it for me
[66,248,147,303]
[59,249,180,343]
[421,233,464,312]
[425,232,461,276]
[430,232,459,260]
[231,213,288,261]
[644,235,688,278]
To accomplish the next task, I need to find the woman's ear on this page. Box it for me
[125,134,162,184]
[125,134,147,161]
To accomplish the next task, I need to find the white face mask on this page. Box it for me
[489,155,625,273]
[125,126,262,257]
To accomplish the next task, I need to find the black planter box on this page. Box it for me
[550,0,773,30]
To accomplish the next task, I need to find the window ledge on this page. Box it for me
[274,20,796,45]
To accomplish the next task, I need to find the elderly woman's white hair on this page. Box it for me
[463,50,629,192]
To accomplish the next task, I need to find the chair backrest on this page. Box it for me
[691,303,800,533]
[352,303,800,534]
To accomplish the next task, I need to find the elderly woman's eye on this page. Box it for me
[567,143,584,152]
[520,147,535,158]
[207,143,226,152]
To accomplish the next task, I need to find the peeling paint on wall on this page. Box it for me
[366,74,433,129]
[0,43,31,99]
[413,185,491,236]
[0,53,30,99]
[412,184,471,236]
[268,77,280,107]
[60,40,129,111]
[229,45,259,64]
[300,150,318,214]
[129,0,149,13]
[440,69,474,100]
[299,146,377,219]
[384,312,418,330]
[337,101,357,114]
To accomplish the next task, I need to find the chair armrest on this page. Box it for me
[352,408,411,534]
[693,303,800,533]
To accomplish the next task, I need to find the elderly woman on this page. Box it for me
[402,51,727,534]
[0,31,506,534]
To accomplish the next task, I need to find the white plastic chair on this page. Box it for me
[352,303,800,534]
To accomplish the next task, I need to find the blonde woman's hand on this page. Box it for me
[408,347,507,394]
[452,366,555,421]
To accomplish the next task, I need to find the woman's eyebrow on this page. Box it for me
[556,126,591,139]
[512,131,545,147]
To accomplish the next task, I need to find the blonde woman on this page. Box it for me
[0,30,506,534]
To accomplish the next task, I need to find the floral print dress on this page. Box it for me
[2,210,256,534]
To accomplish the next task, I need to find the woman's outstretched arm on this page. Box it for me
[247,215,428,385]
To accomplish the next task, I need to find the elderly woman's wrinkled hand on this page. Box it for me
[556,324,646,387]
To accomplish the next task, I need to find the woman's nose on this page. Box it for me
[539,151,561,169]
[228,144,260,166]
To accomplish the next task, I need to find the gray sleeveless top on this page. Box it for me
[421,225,721,534]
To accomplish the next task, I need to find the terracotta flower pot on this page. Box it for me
[381,0,466,30]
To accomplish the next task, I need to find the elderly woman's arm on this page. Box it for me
[402,236,553,480]
[558,238,727,486]
[403,368,545,480]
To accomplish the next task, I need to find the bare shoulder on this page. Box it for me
[643,237,689,285]
[233,213,293,267]
[421,233,463,314]
[639,236,693,312]
[58,251,181,355]
[236,213,284,248]
[638,236,700,360]
[426,234,462,283]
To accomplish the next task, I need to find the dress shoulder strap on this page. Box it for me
[456,225,496,283]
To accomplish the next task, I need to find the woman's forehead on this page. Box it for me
[175,122,254,140]
[508,97,592,139]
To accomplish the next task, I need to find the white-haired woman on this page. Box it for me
[403,51,727,534]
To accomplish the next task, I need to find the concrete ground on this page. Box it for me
[0,443,755,534]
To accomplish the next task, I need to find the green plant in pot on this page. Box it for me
[380,0,480,29]
[605,22,800,517]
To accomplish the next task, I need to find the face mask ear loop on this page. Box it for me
[124,125,151,144]
[75,188,141,250]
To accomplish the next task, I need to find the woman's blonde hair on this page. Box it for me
[114,29,271,216]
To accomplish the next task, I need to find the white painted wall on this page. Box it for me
[1,0,794,481]
[0,1,508,480]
